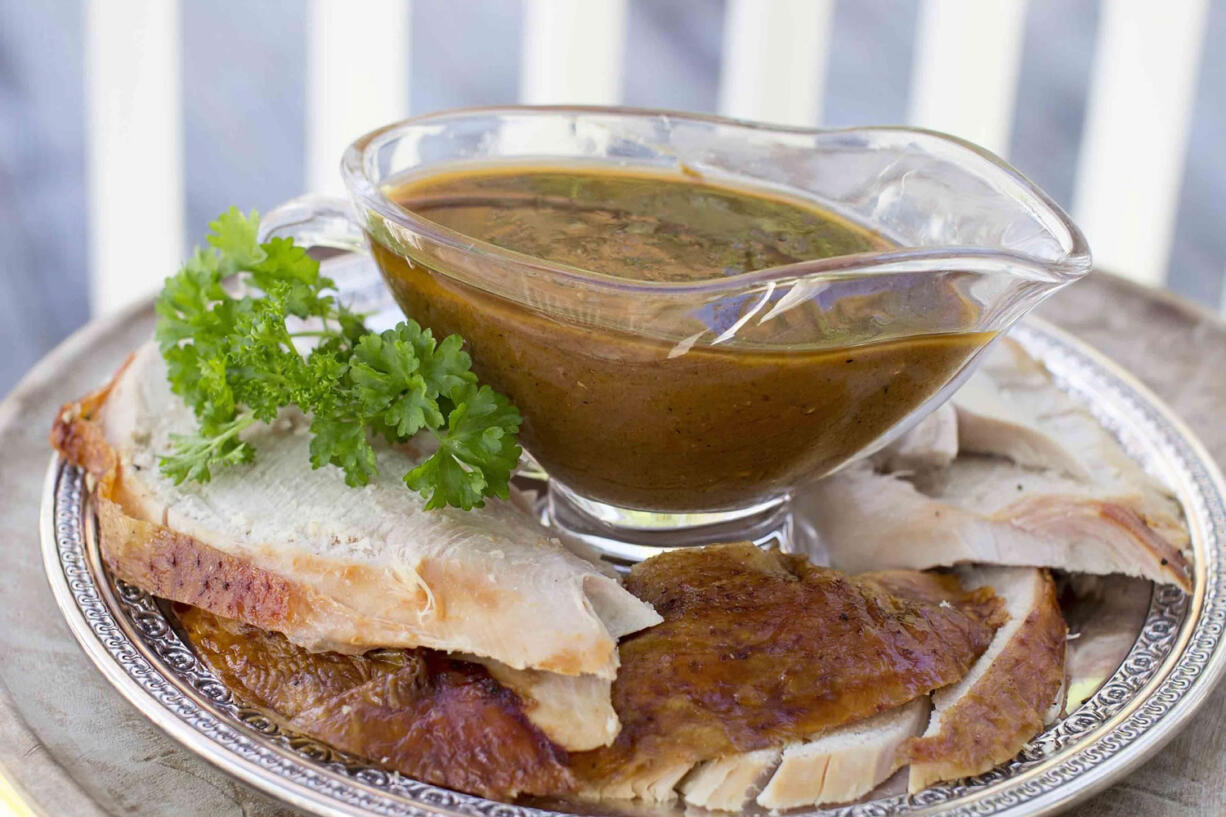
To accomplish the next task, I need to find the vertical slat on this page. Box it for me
[306,0,410,195]
[908,0,1028,157]
[1072,0,1209,286]
[520,0,628,104]
[718,0,834,127]
[86,0,184,315]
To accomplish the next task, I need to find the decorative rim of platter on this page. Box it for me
[40,318,1226,817]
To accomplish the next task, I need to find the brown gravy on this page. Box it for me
[373,166,989,511]
[393,166,886,282]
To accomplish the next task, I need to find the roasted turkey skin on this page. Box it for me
[180,607,575,799]
[574,543,1006,789]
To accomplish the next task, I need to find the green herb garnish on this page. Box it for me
[154,207,521,510]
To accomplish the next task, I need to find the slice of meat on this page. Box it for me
[956,337,1186,545]
[954,339,1186,543]
[466,658,616,752]
[679,566,1012,810]
[804,336,1191,590]
[681,749,781,811]
[582,761,695,803]
[906,566,1066,791]
[51,342,660,683]
[52,342,659,752]
[290,659,572,801]
[178,607,574,799]
[873,403,959,472]
[756,698,929,809]
[805,459,1191,590]
[572,544,1005,795]
[953,338,1092,480]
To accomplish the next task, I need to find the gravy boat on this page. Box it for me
[263,107,1090,563]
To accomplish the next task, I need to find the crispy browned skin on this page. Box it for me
[179,607,575,799]
[906,570,1066,787]
[864,569,1010,622]
[50,355,128,477]
[572,544,1006,786]
[178,607,405,716]
[51,362,297,622]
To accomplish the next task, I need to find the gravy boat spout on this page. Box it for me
[334,107,1091,562]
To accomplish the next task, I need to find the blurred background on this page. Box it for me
[1,0,1221,394]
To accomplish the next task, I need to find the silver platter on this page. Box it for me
[39,313,1226,817]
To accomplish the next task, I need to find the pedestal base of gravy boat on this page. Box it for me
[527,478,817,566]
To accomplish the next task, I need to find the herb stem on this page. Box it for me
[210,413,257,449]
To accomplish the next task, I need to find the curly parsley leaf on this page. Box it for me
[160,413,256,485]
[307,413,380,488]
[349,323,478,439]
[154,207,522,510]
[405,385,522,510]
[206,208,263,274]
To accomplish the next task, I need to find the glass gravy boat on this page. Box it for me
[264,106,1090,563]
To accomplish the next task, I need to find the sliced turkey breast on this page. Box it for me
[907,566,1066,791]
[51,342,663,750]
[953,338,1184,536]
[467,658,616,752]
[806,335,1189,588]
[954,338,1091,480]
[755,698,929,810]
[54,342,659,677]
[805,456,1190,589]
[873,403,959,473]
[681,749,781,811]
[573,545,1005,802]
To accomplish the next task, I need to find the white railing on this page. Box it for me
[520,0,627,105]
[305,0,410,196]
[86,0,1213,315]
[907,0,1028,158]
[1071,0,1209,288]
[718,0,834,127]
[86,0,184,315]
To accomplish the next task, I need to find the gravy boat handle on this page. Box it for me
[259,194,367,254]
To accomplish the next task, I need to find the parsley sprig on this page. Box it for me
[154,207,522,510]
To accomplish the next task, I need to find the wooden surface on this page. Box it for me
[0,273,1223,817]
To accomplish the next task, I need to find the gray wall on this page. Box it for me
[3,0,1224,393]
